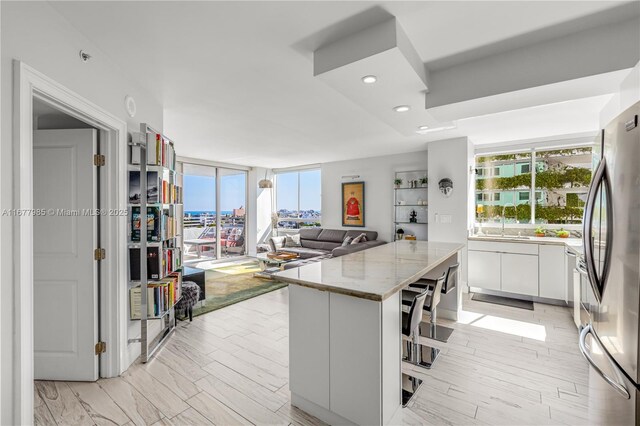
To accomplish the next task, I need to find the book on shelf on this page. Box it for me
[130,132,177,171]
[129,246,182,281]
[131,206,161,242]
[128,171,160,204]
[129,273,180,319]
[129,170,182,205]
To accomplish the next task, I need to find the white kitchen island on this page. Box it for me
[274,240,464,426]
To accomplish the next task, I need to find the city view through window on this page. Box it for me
[276,169,321,229]
[475,146,593,225]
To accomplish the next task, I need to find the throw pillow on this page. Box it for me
[351,233,368,244]
[285,234,302,247]
[341,236,353,247]
[269,236,286,251]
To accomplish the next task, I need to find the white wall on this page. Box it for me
[247,167,274,256]
[1,3,163,424]
[321,151,429,243]
[600,61,640,127]
[427,137,474,320]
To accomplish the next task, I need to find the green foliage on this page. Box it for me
[476,204,584,224]
[476,167,591,191]
[535,226,546,234]
[394,178,403,185]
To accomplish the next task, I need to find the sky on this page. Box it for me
[276,169,321,211]
[184,169,322,213]
[184,173,247,212]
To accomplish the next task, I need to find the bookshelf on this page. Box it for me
[393,170,428,241]
[127,123,183,363]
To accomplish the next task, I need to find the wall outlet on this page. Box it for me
[440,214,452,224]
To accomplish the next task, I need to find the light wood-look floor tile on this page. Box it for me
[36,287,592,426]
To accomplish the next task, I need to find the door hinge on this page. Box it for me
[93,154,105,166]
[94,248,106,260]
[95,341,106,355]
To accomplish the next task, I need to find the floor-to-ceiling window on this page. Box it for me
[182,163,248,264]
[275,168,321,231]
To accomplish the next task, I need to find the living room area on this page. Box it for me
[3,2,640,426]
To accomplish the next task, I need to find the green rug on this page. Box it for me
[188,281,288,318]
[181,260,288,319]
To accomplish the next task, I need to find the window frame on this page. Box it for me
[275,168,322,228]
[474,144,593,227]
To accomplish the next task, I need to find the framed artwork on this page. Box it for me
[342,181,365,227]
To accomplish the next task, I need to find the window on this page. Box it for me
[276,169,321,229]
[518,163,531,174]
[475,146,592,224]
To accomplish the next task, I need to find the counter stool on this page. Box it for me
[408,263,459,343]
[401,275,445,369]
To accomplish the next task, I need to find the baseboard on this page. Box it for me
[291,393,357,425]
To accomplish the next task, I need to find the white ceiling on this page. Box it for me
[48,1,634,168]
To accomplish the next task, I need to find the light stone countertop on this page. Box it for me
[274,240,464,301]
[468,235,583,255]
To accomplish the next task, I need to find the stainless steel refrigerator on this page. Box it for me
[580,101,640,425]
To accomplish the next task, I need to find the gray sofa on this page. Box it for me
[268,228,386,269]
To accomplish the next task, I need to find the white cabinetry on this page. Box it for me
[501,253,538,296]
[468,250,501,290]
[468,239,568,301]
[539,245,567,300]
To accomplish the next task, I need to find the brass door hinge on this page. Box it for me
[93,154,105,166]
[95,341,106,355]
[94,248,106,260]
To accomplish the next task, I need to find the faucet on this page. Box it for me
[501,203,518,236]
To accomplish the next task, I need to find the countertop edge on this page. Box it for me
[278,243,465,302]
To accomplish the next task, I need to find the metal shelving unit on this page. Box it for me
[393,170,428,241]
[127,123,183,363]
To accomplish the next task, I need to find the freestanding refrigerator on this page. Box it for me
[580,101,640,425]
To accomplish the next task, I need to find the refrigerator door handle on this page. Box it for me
[582,158,611,303]
[579,324,630,399]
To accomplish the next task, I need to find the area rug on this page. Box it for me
[470,293,534,311]
[180,259,288,319]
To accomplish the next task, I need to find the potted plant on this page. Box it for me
[535,226,546,237]
[394,178,403,189]
[396,228,405,240]
[556,228,570,238]
[420,176,428,187]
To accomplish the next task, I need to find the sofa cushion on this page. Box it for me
[317,229,347,243]
[299,228,323,241]
[301,240,341,251]
[278,247,330,259]
[341,236,353,246]
[345,230,378,241]
[269,236,286,252]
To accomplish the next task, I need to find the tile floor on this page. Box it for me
[35,288,589,425]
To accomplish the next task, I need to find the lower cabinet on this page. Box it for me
[468,250,501,290]
[468,240,569,300]
[501,253,539,296]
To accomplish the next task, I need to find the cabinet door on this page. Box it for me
[501,253,538,296]
[539,245,566,300]
[468,250,501,291]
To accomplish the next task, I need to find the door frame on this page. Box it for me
[13,61,128,423]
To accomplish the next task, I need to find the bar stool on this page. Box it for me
[401,275,445,369]
[409,263,459,343]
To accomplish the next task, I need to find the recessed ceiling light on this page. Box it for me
[361,75,377,84]
[394,105,410,113]
[418,125,429,131]
[416,125,457,134]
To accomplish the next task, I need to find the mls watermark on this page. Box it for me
[1,208,129,217]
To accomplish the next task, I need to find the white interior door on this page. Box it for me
[33,129,98,381]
